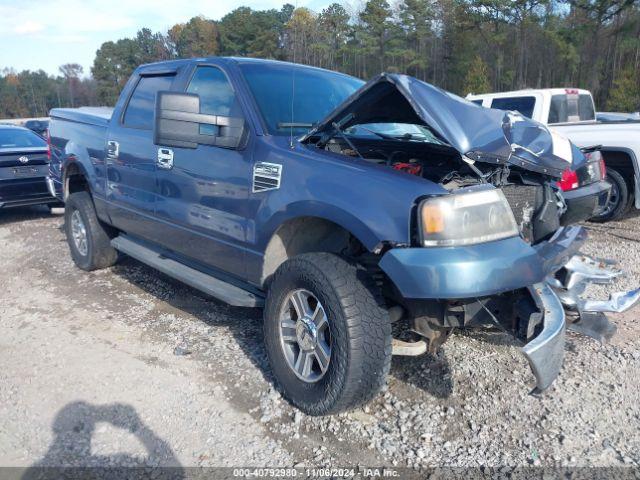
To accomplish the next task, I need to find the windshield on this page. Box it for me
[0,128,47,149]
[345,123,444,144]
[239,63,364,136]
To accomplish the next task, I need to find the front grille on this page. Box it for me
[501,184,542,230]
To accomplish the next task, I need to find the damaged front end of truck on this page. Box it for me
[379,217,640,392]
[302,73,640,391]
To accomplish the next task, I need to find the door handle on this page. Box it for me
[106,140,119,160]
[157,148,174,170]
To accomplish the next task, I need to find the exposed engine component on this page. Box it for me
[392,161,422,176]
[321,135,564,244]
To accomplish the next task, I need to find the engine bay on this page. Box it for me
[308,135,565,244]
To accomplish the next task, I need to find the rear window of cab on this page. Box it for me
[490,96,536,119]
[548,94,595,123]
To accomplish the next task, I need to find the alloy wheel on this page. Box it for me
[70,209,88,256]
[279,289,332,383]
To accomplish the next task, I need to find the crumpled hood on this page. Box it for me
[303,74,585,178]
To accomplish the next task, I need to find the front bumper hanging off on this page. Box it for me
[523,253,640,392]
[382,225,638,392]
[522,283,566,392]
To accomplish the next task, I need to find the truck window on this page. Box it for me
[187,66,239,136]
[490,97,536,118]
[548,94,595,123]
[123,74,175,129]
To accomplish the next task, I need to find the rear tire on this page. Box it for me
[263,252,392,415]
[64,191,118,271]
[590,168,631,223]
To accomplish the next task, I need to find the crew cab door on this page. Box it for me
[152,65,252,279]
[105,72,176,239]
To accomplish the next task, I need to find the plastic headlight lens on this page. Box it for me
[419,187,519,247]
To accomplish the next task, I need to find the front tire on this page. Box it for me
[263,253,392,415]
[64,191,118,271]
[590,168,631,222]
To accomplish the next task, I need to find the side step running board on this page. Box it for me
[111,236,264,308]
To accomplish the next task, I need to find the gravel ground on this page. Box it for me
[0,206,639,471]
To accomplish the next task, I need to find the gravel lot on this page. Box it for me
[0,206,639,471]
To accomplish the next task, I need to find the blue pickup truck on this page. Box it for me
[47,57,639,415]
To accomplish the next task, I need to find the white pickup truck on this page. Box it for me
[467,88,640,222]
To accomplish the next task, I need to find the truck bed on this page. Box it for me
[552,121,640,145]
[49,107,113,128]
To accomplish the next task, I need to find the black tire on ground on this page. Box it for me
[590,168,631,222]
[263,252,392,416]
[64,191,118,271]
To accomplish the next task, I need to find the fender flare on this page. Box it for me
[61,141,95,200]
[257,200,399,254]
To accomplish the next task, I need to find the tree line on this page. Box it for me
[1,0,639,119]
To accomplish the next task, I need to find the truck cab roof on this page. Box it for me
[466,88,596,125]
[136,56,355,78]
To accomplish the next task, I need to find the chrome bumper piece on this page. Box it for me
[547,253,639,342]
[522,283,566,392]
[563,255,622,292]
[523,252,639,392]
[582,289,640,313]
[45,176,57,198]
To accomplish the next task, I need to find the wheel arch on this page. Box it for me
[260,214,377,286]
[62,160,91,200]
[61,139,100,200]
[600,147,639,207]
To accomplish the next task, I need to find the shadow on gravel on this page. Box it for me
[110,255,462,403]
[388,328,522,398]
[21,401,184,480]
[464,329,520,347]
[390,352,454,398]
[0,206,55,226]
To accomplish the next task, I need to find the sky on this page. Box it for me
[0,0,334,77]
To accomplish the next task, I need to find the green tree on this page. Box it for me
[91,38,140,105]
[359,0,393,72]
[218,7,289,58]
[0,68,97,118]
[4,0,640,115]
[319,4,351,69]
[0,70,28,118]
[59,63,83,107]
[463,55,492,94]
[286,8,320,64]
[136,28,173,63]
[607,66,640,111]
[168,16,218,58]
[398,0,434,79]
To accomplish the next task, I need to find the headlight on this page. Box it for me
[419,187,519,247]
